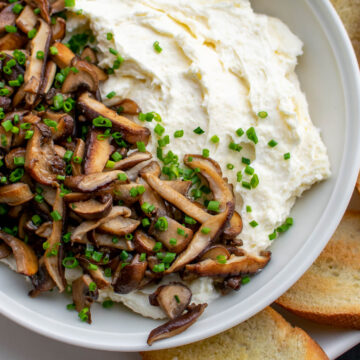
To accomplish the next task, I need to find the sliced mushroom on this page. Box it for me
[64,170,125,192]
[166,204,232,274]
[63,192,91,203]
[223,210,243,239]
[0,243,11,259]
[25,0,50,23]
[35,221,52,238]
[139,160,161,177]
[0,4,16,34]
[0,33,27,51]
[115,98,141,115]
[98,216,140,236]
[166,180,192,196]
[0,230,38,276]
[186,252,271,277]
[0,123,12,151]
[38,184,56,206]
[39,60,56,96]
[0,183,33,206]
[4,147,26,169]
[71,138,85,176]
[133,230,156,255]
[184,155,242,237]
[147,303,207,346]
[78,257,110,290]
[23,19,51,104]
[50,41,74,68]
[142,173,211,224]
[150,216,193,254]
[8,205,23,218]
[25,123,65,186]
[62,57,98,94]
[110,151,152,171]
[72,274,98,324]
[81,46,97,63]
[150,283,192,320]
[0,95,11,112]
[92,232,134,251]
[16,5,38,34]
[43,111,74,141]
[51,16,65,41]
[112,254,147,294]
[29,257,55,297]
[44,187,65,291]
[50,0,64,14]
[84,129,113,174]
[113,182,141,205]
[200,245,231,261]
[78,92,150,144]
[71,206,132,243]
[69,196,112,220]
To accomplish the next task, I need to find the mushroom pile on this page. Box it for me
[0,1,271,345]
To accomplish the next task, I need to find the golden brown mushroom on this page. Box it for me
[69,196,113,220]
[0,183,34,206]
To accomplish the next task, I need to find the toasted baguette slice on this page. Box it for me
[331,0,360,62]
[141,307,328,360]
[277,210,360,329]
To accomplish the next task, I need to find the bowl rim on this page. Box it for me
[1,0,360,352]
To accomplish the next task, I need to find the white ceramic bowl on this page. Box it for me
[1,0,360,352]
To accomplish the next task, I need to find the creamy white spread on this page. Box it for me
[1,0,331,321]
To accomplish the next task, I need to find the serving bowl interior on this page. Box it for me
[1,0,359,352]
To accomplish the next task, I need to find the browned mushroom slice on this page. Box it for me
[37,184,56,206]
[0,4,16,34]
[98,216,140,236]
[4,147,26,169]
[150,216,193,254]
[133,230,156,255]
[0,243,11,259]
[25,123,65,186]
[62,57,98,94]
[51,16,65,41]
[186,252,271,277]
[8,205,22,218]
[113,183,141,205]
[223,210,243,239]
[71,206,132,242]
[81,46,97,63]
[84,129,113,174]
[39,60,56,96]
[50,0,64,14]
[150,283,192,320]
[147,303,207,346]
[0,124,12,151]
[142,173,211,224]
[0,183,33,206]
[72,274,98,324]
[112,254,147,294]
[0,230,38,276]
[166,204,232,274]
[23,19,51,103]
[166,180,192,196]
[54,144,66,158]
[71,138,85,176]
[44,187,65,291]
[78,92,150,144]
[69,196,112,220]
[35,221,52,238]
[139,160,161,177]
[138,177,167,217]
[43,111,74,141]
[25,0,50,23]
[92,232,133,251]
[110,151,152,171]
[200,245,231,261]
[50,41,74,68]
[0,33,27,51]
[78,257,110,290]
[16,5,38,34]
[0,95,11,112]
[64,170,125,192]
[63,192,91,203]
[115,98,141,115]
[29,257,55,297]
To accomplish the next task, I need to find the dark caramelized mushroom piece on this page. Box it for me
[0,4,16,33]
[78,257,110,290]
[35,221,53,238]
[24,0,50,23]
[78,92,150,145]
[69,196,113,220]
[25,123,65,186]
[110,151,152,171]
[29,257,55,297]
[50,41,75,68]
[200,245,231,261]
[64,170,126,192]
[72,274,99,324]
[0,33,27,51]
[166,204,233,274]
[81,46,97,63]
[0,183,33,206]
[84,129,113,174]
[0,230,38,276]
[4,147,26,170]
[149,283,192,319]
[97,216,140,236]
[147,303,207,346]
[133,230,156,255]
[186,251,271,277]
[71,138,85,176]
[112,254,147,294]
[115,98,141,115]
[113,182,141,205]
[39,60,57,97]
[0,243,11,259]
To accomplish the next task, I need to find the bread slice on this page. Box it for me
[277,210,360,329]
[140,307,328,360]
[330,0,360,62]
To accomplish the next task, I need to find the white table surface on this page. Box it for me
[1,192,360,360]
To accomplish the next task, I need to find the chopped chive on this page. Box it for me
[2,120,13,132]
[201,227,211,235]
[227,163,234,170]
[51,210,62,221]
[36,51,44,60]
[32,214,42,226]
[268,139,278,147]
[174,130,184,138]
[246,205,252,213]
[236,171,242,182]
[193,127,204,135]
[117,173,127,181]
[236,128,244,137]
[5,25,17,33]
[202,148,209,158]
[155,217,168,231]
[258,111,268,118]
[210,135,219,143]
[153,263,165,273]
[12,4,24,14]
[244,166,254,175]
[111,152,122,162]
[242,157,250,165]
[242,276,251,284]
[63,150,73,163]
[229,142,242,152]
[106,33,113,41]
[154,123,165,136]
[142,218,150,227]
[28,29,37,39]
[242,181,251,190]
[216,255,227,264]
[177,228,185,236]
[246,127,258,144]
[136,141,146,152]
[169,238,177,245]
[106,91,116,99]
[207,200,220,212]
[250,174,259,188]
[269,231,277,240]
[153,242,162,252]
[153,41,162,53]
[249,220,258,228]
[284,153,291,160]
